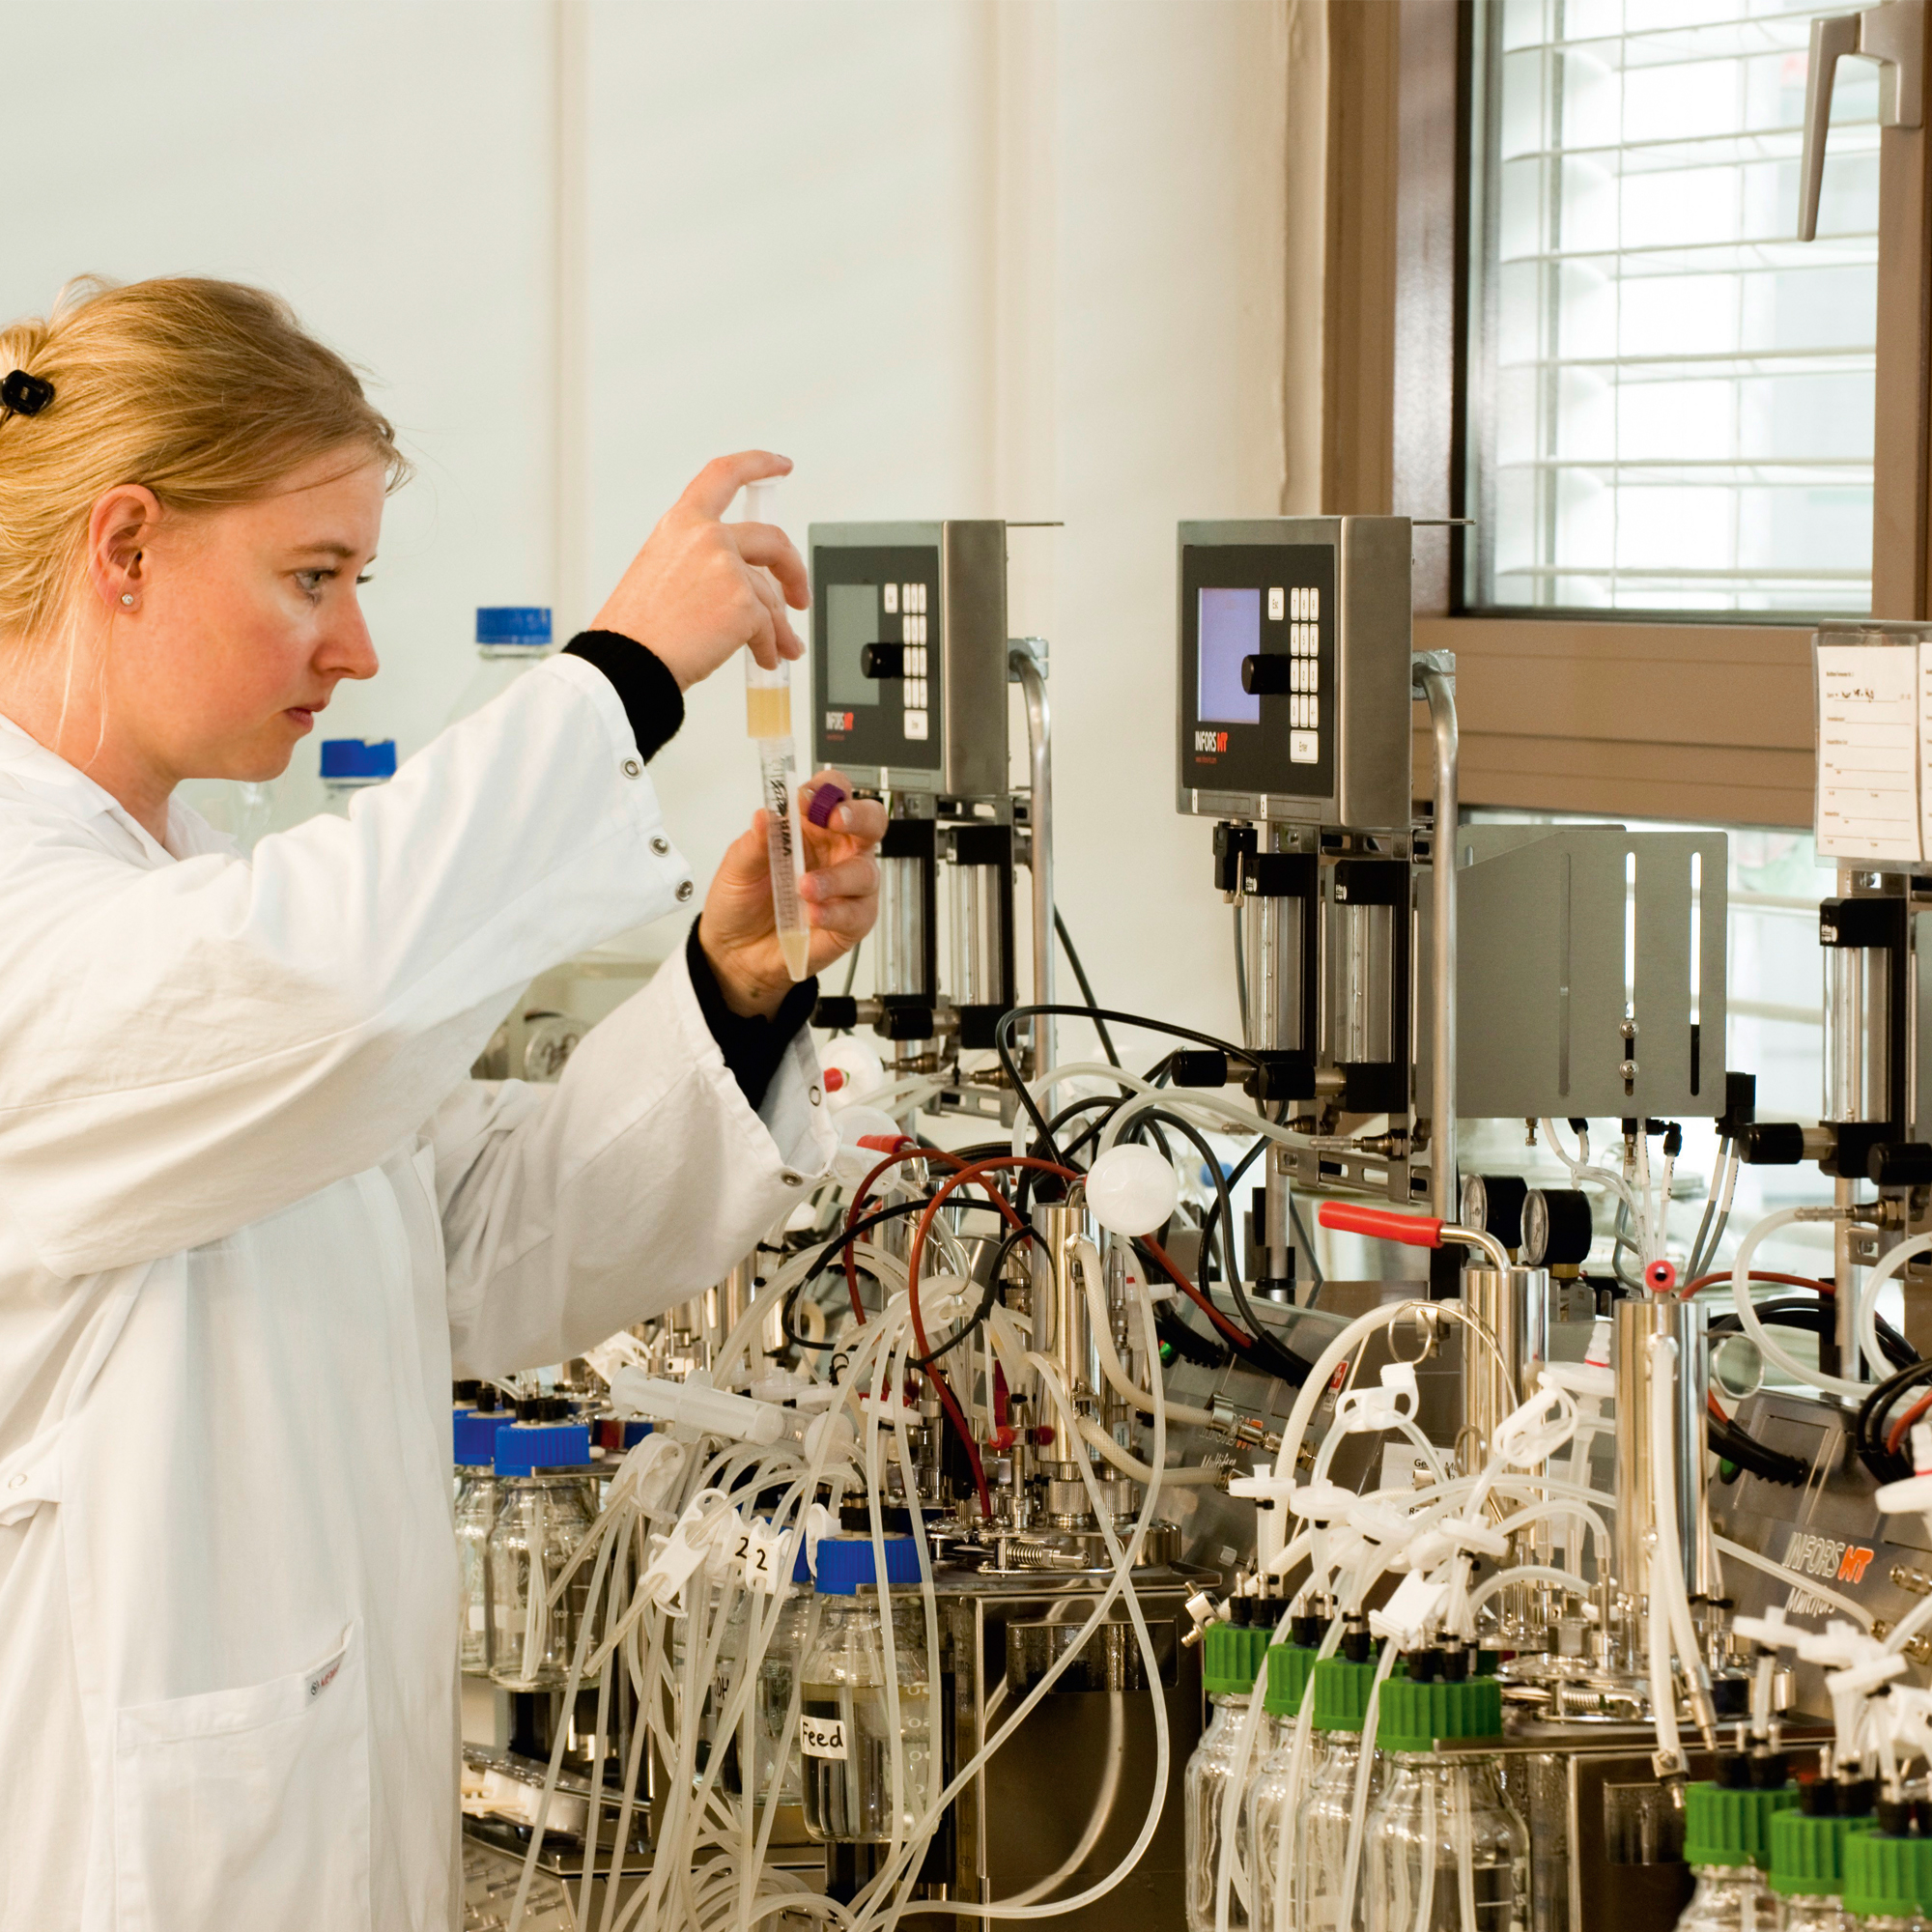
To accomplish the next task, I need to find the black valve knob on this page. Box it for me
[860,642,905,679]
[812,996,860,1030]
[1172,1049,1232,1088]
[1870,1142,1932,1188]
[1239,652,1292,696]
[1739,1122,1806,1166]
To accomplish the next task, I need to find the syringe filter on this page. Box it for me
[1086,1143,1179,1237]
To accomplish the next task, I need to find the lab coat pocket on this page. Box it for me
[112,1621,372,1932]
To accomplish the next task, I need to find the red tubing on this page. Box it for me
[1317,1201,1445,1249]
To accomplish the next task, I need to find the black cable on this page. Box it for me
[1707,1408,1807,1487]
[1129,1107,1315,1386]
[1053,908,1121,1069]
[912,1222,1038,1370]
[1154,1298,1234,1371]
[1855,1357,1932,1483]
[779,1196,1013,1350]
[994,1004,1266,1165]
[1708,1299,1915,1377]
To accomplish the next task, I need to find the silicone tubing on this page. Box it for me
[1318,1201,1444,1247]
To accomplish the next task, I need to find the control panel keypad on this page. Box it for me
[899,582,929,738]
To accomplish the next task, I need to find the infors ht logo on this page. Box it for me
[1193,728,1228,754]
[825,711,854,733]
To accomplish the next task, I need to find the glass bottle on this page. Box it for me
[1669,1771,1799,1932]
[448,606,554,726]
[753,1538,818,1809]
[1771,1779,1872,1932]
[1828,1799,1930,1932]
[1247,1640,1320,1932]
[319,738,396,816]
[453,1404,510,1674]
[1253,1648,1381,1932]
[1365,1671,1527,1932]
[487,1421,599,1690]
[1186,1619,1270,1932]
[798,1534,937,1844]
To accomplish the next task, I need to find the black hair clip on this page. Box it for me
[0,369,54,418]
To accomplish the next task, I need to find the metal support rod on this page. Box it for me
[1420,667,1460,1224]
[1011,639,1055,1078]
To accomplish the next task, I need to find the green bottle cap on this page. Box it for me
[1262,1643,1318,1718]
[1202,1621,1269,1699]
[1375,1674,1503,1752]
[1843,1831,1932,1918]
[1682,1782,1799,1870]
[1770,1810,1871,1897]
[1311,1655,1382,1733]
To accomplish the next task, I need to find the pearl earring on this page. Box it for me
[120,594,134,607]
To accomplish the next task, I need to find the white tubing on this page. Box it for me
[1074,1237,1219,1428]
[1337,1640,1400,1929]
[1076,1415,1225,1484]
[1857,1233,1932,1390]
[1463,1564,1590,1621]
[1540,1118,1638,1218]
[1730,1207,1865,1398]
[1649,1337,1713,1743]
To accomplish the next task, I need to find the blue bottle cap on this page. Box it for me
[476,607,553,645]
[453,1406,511,1468]
[494,1421,592,1477]
[812,1534,924,1595]
[319,738,397,781]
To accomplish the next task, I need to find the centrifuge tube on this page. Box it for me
[741,478,811,982]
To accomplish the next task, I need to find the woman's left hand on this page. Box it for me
[697,771,887,1017]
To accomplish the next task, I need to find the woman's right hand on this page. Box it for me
[590,450,809,692]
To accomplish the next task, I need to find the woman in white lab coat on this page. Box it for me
[0,277,883,1930]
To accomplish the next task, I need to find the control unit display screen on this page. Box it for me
[811,543,941,776]
[1178,541,1336,802]
[1197,588,1263,724]
[825,583,876,707]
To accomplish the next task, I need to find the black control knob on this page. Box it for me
[1869,1141,1932,1189]
[812,996,860,1030]
[1171,1050,1232,1088]
[861,642,905,678]
[1239,653,1292,696]
[1738,1122,1806,1165]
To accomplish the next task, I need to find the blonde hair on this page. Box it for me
[0,276,408,639]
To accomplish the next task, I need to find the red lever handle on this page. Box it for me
[1317,1202,1446,1249]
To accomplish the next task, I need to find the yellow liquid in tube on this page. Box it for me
[746,684,792,739]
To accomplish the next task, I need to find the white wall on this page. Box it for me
[0,0,1294,1054]
[0,2,560,819]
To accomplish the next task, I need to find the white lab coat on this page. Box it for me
[0,654,835,1930]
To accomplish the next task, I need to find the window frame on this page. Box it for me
[1339,0,1932,826]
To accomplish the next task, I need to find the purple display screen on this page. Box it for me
[1197,587,1262,725]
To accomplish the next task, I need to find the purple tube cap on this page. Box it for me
[805,782,847,829]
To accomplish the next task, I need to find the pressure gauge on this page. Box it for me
[1520,1187,1593,1268]
[1459,1174,1528,1251]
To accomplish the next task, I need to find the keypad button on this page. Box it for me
[884,583,898,614]
[1290,728,1318,764]
[904,709,928,740]
[1267,586,1285,621]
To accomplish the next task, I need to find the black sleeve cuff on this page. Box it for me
[684,922,820,1112]
[562,631,686,763]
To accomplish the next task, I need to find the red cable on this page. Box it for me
[1138,1235,1256,1349]
[1676,1269,1833,1300]
[1887,1390,1932,1456]
[905,1156,1087,1521]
